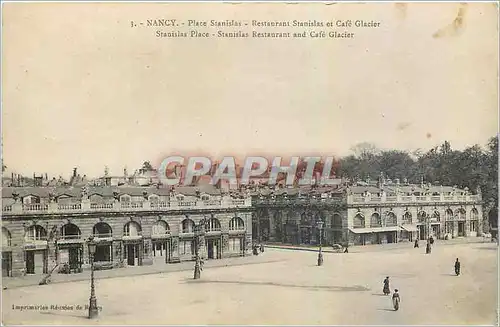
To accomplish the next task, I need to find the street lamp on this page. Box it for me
[87,236,99,319]
[194,217,208,280]
[317,220,324,266]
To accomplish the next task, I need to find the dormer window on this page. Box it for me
[176,195,185,201]
[120,195,131,202]
[201,195,210,201]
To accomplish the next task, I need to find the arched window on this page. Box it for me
[2,227,12,247]
[124,221,142,236]
[331,213,342,228]
[353,214,365,228]
[445,209,453,221]
[455,208,466,220]
[152,220,170,235]
[229,217,245,231]
[93,222,113,238]
[385,212,397,226]
[370,213,381,227]
[181,219,195,233]
[25,225,47,241]
[417,211,427,223]
[206,218,221,232]
[60,223,82,240]
[470,208,479,232]
[402,211,412,224]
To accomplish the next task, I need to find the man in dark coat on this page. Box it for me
[455,258,461,275]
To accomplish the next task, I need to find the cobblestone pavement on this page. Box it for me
[2,242,497,325]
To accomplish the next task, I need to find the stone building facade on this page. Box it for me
[251,183,483,246]
[1,185,252,277]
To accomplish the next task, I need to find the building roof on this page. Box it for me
[1,185,222,199]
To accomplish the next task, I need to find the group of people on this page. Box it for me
[383,258,462,311]
[383,277,400,311]
[414,236,435,254]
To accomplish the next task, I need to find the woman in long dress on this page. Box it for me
[392,289,400,311]
[383,277,390,295]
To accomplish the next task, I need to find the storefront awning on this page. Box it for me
[400,224,419,232]
[349,226,402,234]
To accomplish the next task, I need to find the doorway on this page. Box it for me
[126,244,136,266]
[386,232,394,244]
[2,252,12,277]
[419,225,426,240]
[68,247,82,272]
[26,251,35,274]
[458,222,465,237]
[207,240,214,259]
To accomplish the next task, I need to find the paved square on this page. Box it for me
[2,243,498,325]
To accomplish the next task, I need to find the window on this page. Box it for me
[201,195,210,201]
[181,219,195,233]
[445,209,453,221]
[470,220,478,232]
[418,211,427,223]
[152,221,169,235]
[353,214,364,228]
[206,218,221,232]
[124,222,141,236]
[402,212,412,224]
[229,217,245,231]
[385,212,397,226]
[331,214,342,228]
[2,228,12,247]
[455,209,466,220]
[25,225,47,241]
[370,213,381,227]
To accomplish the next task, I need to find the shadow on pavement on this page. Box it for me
[371,293,388,296]
[377,308,395,312]
[184,279,371,292]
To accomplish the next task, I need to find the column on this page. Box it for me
[137,242,143,266]
[170,236,180,263]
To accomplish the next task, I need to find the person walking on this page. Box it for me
[383,276,391,295]
[392,289,401,311]
[454,258,461,276]
[414,239,419,248]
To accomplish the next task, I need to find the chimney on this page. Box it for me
[73,168,77,177]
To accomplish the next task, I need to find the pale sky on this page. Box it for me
[2,2,498,178]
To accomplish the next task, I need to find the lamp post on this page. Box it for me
[87,236,99,319]
[317,220,324,266]
[194,217,207,280]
